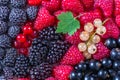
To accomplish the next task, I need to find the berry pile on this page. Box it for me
[69,53,120,80]
[1,0,120,80]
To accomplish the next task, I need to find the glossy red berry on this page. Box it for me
[30,30,38,38]
[19,48,28,55]
[17,34,27,43]
[14,41,22,48]
[23,40,32,48]
[23,25,33,35]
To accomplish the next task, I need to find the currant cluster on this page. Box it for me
[78,18,106,59]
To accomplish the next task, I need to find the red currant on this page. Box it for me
[30,30,38,38]
[17,34,26,43]
[23,25,33,35]
[19,48,28,55]
[23,40,32,48]
[14,41,22,48]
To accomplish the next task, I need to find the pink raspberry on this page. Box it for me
[93,42,110,60]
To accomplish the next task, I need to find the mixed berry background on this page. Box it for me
[0,0,120,80]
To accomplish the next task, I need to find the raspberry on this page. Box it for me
[3,67,14,79]
[47,40,70,64]
[45,77,56,80]
[30,62,52,80]
[0,34,11,48]
[18,78,30,80]
[26,6,38,21]
[34,7,55,31]
[80,0,94,10]
[0,0,9,5]
[114,0,120,15]
[61,45,84,65]
[93,42,110,60]
[8,26,21,39]
[3,53,17,67]
[62,0,84,14]
[0,47,5,60]
[0,6,9,20]
[54,10,66,17]
[53,65,73,80]
[42,0,61,12]
[115,15,120,27]
[39,27,63,41]
[94,0,113,17]
[102,18,119,39]
[78,9,102,25]
[9,8,27,25]
[14,54,30,78]
[0,21,8,35]
[28,0,41,5]
[65,28,83,45]
[10,0,26,8]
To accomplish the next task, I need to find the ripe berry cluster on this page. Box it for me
[78,19,106,59]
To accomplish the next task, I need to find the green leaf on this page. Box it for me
[56,12,80,35]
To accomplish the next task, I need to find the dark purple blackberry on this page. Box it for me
[6,48,17,55]
[29,38,48,66]
[0,0,9,5]
[0,34,11,48]
[0,6,9,20]
[0,62,3,75]
[10,0,26,8]
[3,67,14,79]
[9,8,27,25]
[30,62,52,80]
[8,26,21,38]
[14,54,29,78]
[0,21,8,35]
[47,40,70,64]
[0,47,5,60]
[3,53,17,67]
[27,6,38,21]
[39,26,64,41]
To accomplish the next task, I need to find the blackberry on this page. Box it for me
[30,62,52,80]
[27,6,38,21]
[0,47,5,60]
[47,40,70,64]
[3,67,14,79]
[3,53,17,67]
[9,8,27,25]
[39,26,64,41]
[0,34,11,48]
[0,21,8,35]
[8,26,20,38]
[14,54,29,78]
[0,0,9,5]
[0,62,3,74]
[0,6,9,20]
[10,0,26,8]
[29,38,48,66]
[6,48,17,55]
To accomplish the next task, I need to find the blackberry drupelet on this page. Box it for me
[29,38,48,66]
[39,26,64,41]
[30,62,52,80]
[0,62,3,75]
[0,34,11,48]
[47,40,70,63]
[0,21,8,35]
[8,26,21,38]
[9,8,27,25]
[14,54,30,78]
[0,6,9,20]
[0,0,9,5]
[27,6,38,21]
[0,47,5,60]
[10,0,26,8]
[3,67,14,79]
[6,48,17,55]
[3,53,17,67]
